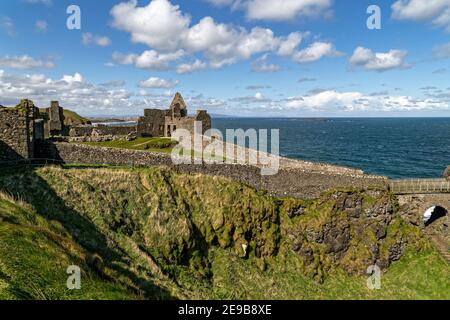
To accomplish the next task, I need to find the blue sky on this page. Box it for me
[0,0,449,117]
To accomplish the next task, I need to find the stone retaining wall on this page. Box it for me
[53,142,386,198]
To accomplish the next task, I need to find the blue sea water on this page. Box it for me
[212,118,450,179]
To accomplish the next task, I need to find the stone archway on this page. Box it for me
[423,206,448,226]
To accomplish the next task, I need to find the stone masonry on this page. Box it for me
[0,99,38,160]
[138,92,211,137]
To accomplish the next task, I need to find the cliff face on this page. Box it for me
[0,166,447,299]
[282,188,425,281]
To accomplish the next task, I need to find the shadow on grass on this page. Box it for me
[0,142,173,299]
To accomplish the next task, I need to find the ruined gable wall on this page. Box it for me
[0,108,33,160]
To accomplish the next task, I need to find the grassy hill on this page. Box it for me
[63,109,91,125]
[38,108,91,126]
[0,165,448,300]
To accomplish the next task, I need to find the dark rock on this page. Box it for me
[443,166,450,181]
[389,238,405,261]
[287,206,306,218]
[324,223,350,254]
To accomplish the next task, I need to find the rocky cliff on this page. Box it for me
[0,165,446,299]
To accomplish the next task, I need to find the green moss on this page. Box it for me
[0,166,447,300]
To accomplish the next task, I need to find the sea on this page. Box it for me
[212,118,450,179]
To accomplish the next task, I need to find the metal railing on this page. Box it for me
[389,178,450,194]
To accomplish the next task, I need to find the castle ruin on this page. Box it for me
[0,93,211,161]
[0,99,65,160]
[137,92,211,137]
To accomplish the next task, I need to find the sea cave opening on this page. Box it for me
[423,206,448,226]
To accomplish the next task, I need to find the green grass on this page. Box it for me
[209,248,449,300]
[79,137,227,162]
[0,166,448,300]
[62,109,91,125]
[0,195,139,300]
[81,137,177,153]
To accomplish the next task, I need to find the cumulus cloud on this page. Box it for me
[111,0,190,51]
[111,0,339,71]
[245,0,332,21]
[205,0,333,21]
[349,47,408,71]
[112,50,184,70]
[251,54,281,72]
[292,42,342,63]
[285,89,448,112]
[392,0,450,32]
[138,76,179,89]
[0,55,55,69]
[82,33,112,47]
[176,59,207,74]
[0,70,144,114]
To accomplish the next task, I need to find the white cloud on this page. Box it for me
[292,42,341,63]
[138,76,179,89]
[62,73,84,84]
[285,90,448,112]
[112,50,184,70]
[111,0,339,71]
[0,70,142,114]
[100,80,126,88]
[277,32,304,57]
[349,47,408,71]
[176,59,207,74]
[111,0,190,51]
[205,0,332,21]
[392,0,450,32]
[35,20,48,33]
[111,52,137,65]
[433,42,450,59]
[230,91,272,104]
[82,33,112,47]
[0,55,55,69]
[251,54,281,72]
[246,0,332,21]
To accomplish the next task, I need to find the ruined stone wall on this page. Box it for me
[0,108,33,160]
[164,117,196,137]
[51,142,385,199]
[164,112,211,136]
[137,109,165,137]
[69,125,137,137]
[195,110,212,133]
